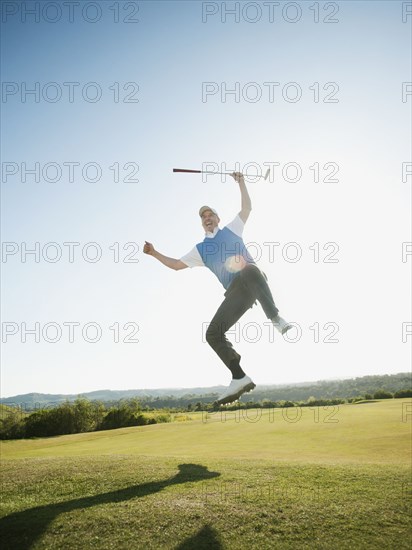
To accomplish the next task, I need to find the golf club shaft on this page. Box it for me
[173,169,202,173]
[173,168,267,179]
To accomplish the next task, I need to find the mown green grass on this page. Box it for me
[2,399,410,463]
[1,400,411,549]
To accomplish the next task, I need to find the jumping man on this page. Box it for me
[143,172,292,404]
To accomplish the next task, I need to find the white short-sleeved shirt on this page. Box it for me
[180,215,245,268]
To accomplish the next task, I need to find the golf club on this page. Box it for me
[173,168,270,180]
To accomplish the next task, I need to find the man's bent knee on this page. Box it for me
[206,322,220,346]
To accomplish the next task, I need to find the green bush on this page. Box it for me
[98,407,136,430]
[373,390,393,399]
[155,414,171,423]
[0,408,25,439]
[394,389,412,398]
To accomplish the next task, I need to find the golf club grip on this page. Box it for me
[173,168,201,173]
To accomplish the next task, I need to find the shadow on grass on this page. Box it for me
[175,524,223,549]
[1,463,220,550]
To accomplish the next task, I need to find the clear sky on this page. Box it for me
[1,0,411,397]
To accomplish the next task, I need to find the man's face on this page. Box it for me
[201,210,220,232]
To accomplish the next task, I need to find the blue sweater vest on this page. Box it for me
[196,227,255,290]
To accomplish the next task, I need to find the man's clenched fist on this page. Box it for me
[143,241,155,255]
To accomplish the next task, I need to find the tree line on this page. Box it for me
[0,398,171,440]
[2,372,410,411]
[1,389,411,440]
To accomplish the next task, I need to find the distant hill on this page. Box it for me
[0,387,226,409]
[1,372,410,410]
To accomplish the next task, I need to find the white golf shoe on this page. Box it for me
[272,315,294,335]
[216,375,256,405]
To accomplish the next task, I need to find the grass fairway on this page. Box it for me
[1,400,411,549]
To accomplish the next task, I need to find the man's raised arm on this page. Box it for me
[232,172,252,223]
[143,241,188,271]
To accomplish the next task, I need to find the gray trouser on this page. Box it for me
[205,264,279,368]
